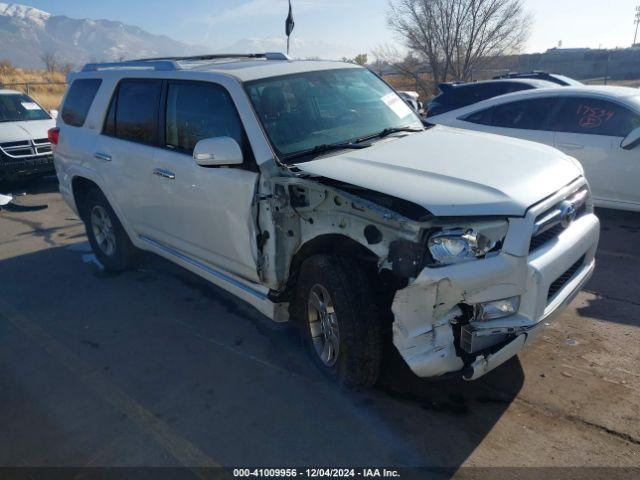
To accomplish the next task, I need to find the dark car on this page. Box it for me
[426,79,556,117]
[493,71,583,87]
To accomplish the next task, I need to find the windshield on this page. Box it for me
[245,68,423,161]
[0,93,51,122]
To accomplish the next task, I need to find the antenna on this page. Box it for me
[634,5,640,46]
[285,0,295,55]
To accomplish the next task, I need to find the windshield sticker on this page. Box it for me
[576,105,614,129]
[381,93,413,119]
[21,102,42,111]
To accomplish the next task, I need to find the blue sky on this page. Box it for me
[21,0,640,58]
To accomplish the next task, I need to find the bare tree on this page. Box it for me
[373,44,433,97]
[387,0,531,87]
[39,51,59,73]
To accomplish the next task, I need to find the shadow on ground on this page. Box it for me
[0,175,59,196]
[577,208,640,327]
[0,244,524,473]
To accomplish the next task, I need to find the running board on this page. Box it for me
[138,235,285,322]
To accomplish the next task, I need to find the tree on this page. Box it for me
[341,54,369,66]
[353,53,368,66]
[387,0,531,86]
[39,51,59,73]
[373,44,432,96]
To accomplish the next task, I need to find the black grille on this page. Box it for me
[0,140,29,148]
[529,190,589,253]
[529,224,564,252]
[547,256,585,301]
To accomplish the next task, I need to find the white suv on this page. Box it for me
[52,54,600,388]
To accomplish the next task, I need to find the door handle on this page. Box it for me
[153,168,176,180]
[557,143,584,150]
[94,152,112,161]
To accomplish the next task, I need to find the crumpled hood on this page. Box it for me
[0,120,55,144]
[295,125,582,217]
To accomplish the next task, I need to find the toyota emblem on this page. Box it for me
[559,200,577,228]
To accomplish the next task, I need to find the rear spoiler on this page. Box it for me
[438,82,456,92]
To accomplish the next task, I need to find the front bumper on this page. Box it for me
[0,154,55,178]
[391,184,600,380]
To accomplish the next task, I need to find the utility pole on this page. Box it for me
[634,5,640,46]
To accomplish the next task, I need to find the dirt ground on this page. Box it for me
[0,177,638,478]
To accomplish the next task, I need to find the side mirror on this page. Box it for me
[49,109,59,120]
[621,127,640,150]
[193,137,243,166]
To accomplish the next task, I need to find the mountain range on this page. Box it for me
[0,2,203,68]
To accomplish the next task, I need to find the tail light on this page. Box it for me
[48,127,60,146]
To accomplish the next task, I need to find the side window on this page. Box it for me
[463,107,494,125]
[62,79,102,127]
[550,97,640,137]
[165,82,246,156]
[490,98,558,130]
[103,79,161,144]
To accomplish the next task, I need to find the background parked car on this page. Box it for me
[397,90,422,113]
[0,89,56,183]
[493,71,584,87]
[428,86,640,212]
[425,78,556,117]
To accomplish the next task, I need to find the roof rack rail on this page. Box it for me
[80,52,290,73]
[133,52,290,62]
[82,60,178,72]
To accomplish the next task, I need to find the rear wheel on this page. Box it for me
[294,255,383,389]
[82,188,136,272]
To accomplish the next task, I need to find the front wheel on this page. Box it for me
[294,255,383,389]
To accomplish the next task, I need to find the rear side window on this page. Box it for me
[62,79,102,127]
[549,97,640,137]
[165,82,245,154]
[103,79,161,144]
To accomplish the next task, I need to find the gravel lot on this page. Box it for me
[0,177,638,476]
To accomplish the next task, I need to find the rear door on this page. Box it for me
[95,79,163,237]
[149,80,260,282]
[550,96,640,207]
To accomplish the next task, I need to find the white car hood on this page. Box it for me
[0,120,55,143]
[295,126,582,217]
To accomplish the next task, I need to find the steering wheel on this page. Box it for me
[337,109,360,124]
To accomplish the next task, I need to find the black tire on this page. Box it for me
[293,255,383,389]
[82,188,136,272]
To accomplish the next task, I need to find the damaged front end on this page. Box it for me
[259,170,598,382]
[391,252,529,380]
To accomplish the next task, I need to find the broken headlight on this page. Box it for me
[427,224,506,266]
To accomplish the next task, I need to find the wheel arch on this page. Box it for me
[71,175,101,220]
[287,234,380,289]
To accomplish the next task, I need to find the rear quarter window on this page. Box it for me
[61,79,102,127]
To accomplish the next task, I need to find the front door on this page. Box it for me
[458,96,559,148]
[149,80,260,282]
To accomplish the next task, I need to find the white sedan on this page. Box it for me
[428,86,640,212]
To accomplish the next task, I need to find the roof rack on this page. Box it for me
[81,52,290,72]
